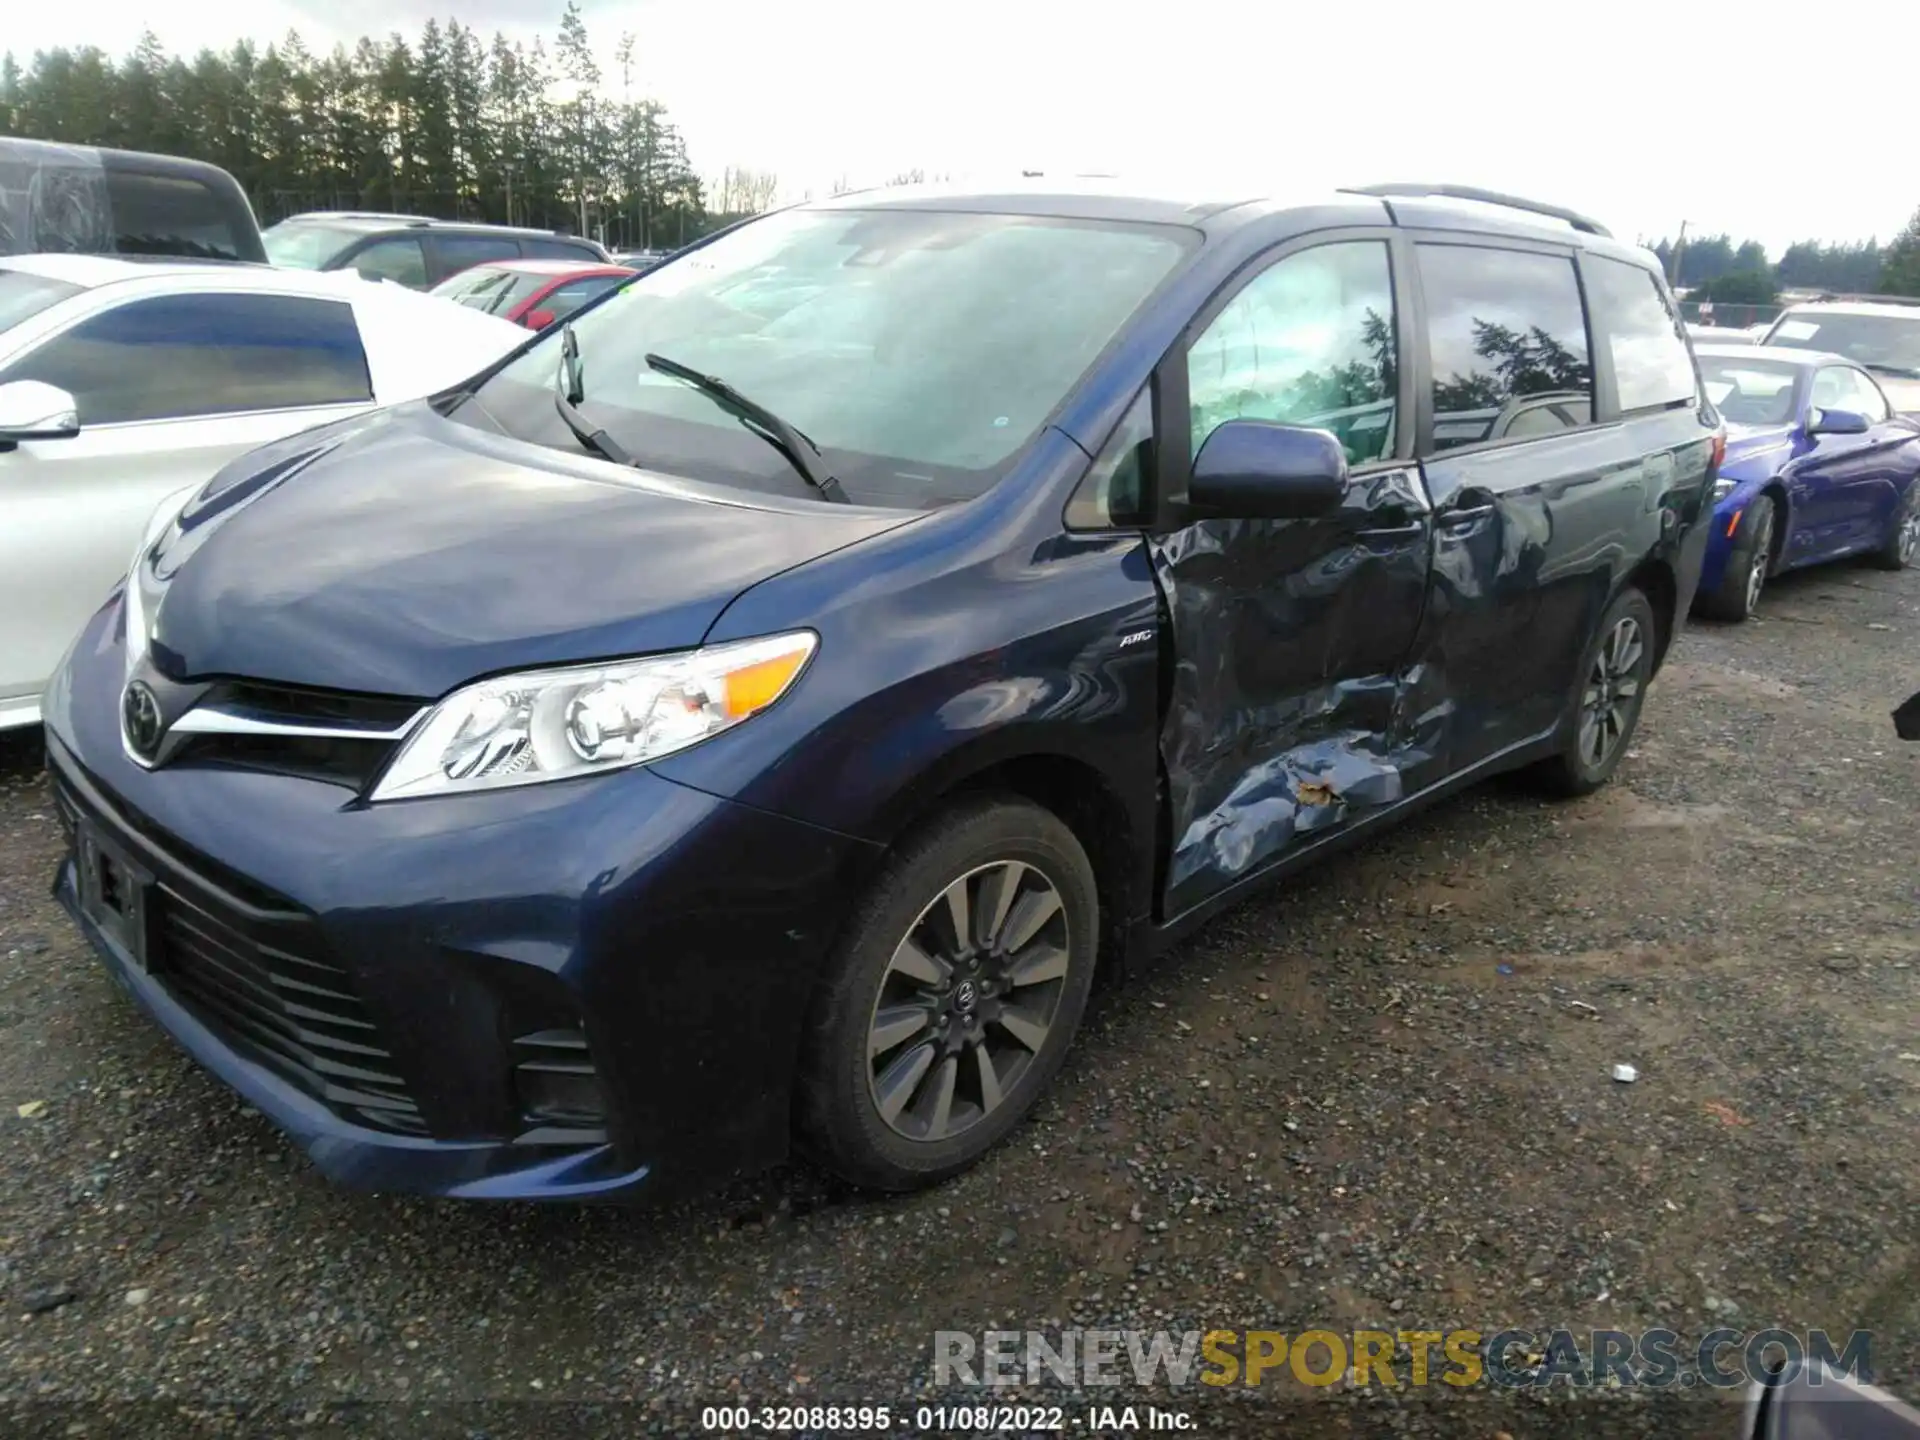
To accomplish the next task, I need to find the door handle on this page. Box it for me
[1356,522,1425,541]
[1438,488,1498,529]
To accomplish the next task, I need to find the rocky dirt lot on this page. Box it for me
[1,559,1916,1440]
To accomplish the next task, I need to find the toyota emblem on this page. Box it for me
[122,680,164,761]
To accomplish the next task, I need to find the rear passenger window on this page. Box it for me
[4,293,373,425]
[104,173,244,261]
[1583,255,1696,412]
[435,235,520,275]
[349,237,428,287]
[1186,240,1398,465]
[1417,245,1592,451]
[522,237,598,261]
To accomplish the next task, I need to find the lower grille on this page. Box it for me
[154,887,427,1134]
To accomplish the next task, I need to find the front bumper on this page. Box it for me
[45,598,880,1201]
[1698,494,1756,597]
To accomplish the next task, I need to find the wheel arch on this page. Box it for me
[871,739,1148,979]
[1624,555,1679,674]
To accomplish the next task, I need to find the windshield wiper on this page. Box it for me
[553,323,636,467]
[644,352,849,503]
[1862,362,1920,380]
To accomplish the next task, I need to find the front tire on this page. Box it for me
[794,796,1098,1191]
[1875,484,1920,571]
[1533,586,1657,797]
[1697,495,1775,621]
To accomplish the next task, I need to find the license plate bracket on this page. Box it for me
[76,822,155,974]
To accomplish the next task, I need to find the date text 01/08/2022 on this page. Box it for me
[699,1403,1198,1431]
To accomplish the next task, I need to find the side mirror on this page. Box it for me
[1187,420,1349,520]
[1809,407,1870,436]
[0,379,80,444]
[524,308,557,330]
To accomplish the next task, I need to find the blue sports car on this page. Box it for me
[1693,343,1920,619]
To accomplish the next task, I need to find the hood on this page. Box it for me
[142,404,916,698]
[1720,422,1797,480]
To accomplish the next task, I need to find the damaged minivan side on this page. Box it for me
[47,181,1720,1202]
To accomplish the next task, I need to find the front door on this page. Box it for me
[1151,235,1430,917]
[1795,365,1904,557]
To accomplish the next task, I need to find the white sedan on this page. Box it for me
[0,255,529,729]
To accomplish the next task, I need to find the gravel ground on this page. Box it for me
[1,559,1917,1440]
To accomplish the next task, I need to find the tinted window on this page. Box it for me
[435,235,520,275]
[0,268,82,336]
[1186,240,1397,464]
[1584,255,1696,411]
[348,237,428,287]
[539,274,625,321]
[104,172,244,261]
[3,292,372,424]
[262,222,361,270]
[1417,245,1592,451]
[1065,389,1152,529]
[522,237,600,261]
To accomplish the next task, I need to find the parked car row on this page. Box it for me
[4,144,1918,1206]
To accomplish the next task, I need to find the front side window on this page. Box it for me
[461,208,1196,508]
[348,237,428,287]
[1065,389,1153,529]
[1186,241,1397,466]
[1813,366,1888,423]
[1583,254,1696,412]
[1,292,373,425]
[1417,244,1593,451]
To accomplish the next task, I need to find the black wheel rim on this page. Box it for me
[864,860,1071,1143]
[1578,615,1645,770]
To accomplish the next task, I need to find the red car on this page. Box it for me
[428,259,634,329]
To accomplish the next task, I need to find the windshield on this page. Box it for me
[0,269,82,336]
[1698,355,1800,424]
[431,266,545,315]
[261,223,359,270]
[1766,310,1920,376]
[457,207,1196,507]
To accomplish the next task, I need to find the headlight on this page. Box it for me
[369,630,817,801]
[1713,477,1737,500]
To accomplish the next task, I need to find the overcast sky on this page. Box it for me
[9,0,1915,254]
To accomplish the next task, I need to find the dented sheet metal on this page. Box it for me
[1150,466,1436,916]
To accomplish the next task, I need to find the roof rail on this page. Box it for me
[1346,183,1612,238]
[290,211,426,223]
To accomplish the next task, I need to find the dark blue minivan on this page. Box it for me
[43,180,1722,1200]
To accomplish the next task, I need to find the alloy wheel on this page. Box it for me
[865,860,1071,1143]
[1578,615,1645,770]
[1746,515,1773,613]
[1900,505,1920,564]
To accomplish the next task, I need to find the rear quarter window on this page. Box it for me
[1582,255,1697,412]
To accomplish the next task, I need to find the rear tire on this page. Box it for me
[794,796,1098,1191]
[1874,484,1920,571]
[1697,494,1775,622]
[1532,586,1657,798]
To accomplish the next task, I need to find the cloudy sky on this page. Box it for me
[8,0,1914,254]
